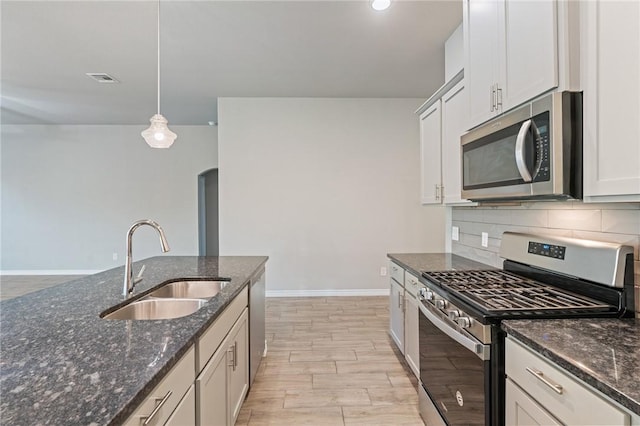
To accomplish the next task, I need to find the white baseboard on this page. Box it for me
[0,270,102,276]
[266,289,390,298]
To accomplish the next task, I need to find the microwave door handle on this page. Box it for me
[515,119,533,182]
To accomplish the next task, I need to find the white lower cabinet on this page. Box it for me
[197,308,249,426]
[505,336,631,426]
[124,346,196,426]
[403,290,420,378]
[389,277,405,354]
[506,378,561,426]
[197,340,229,426]
[227,310,249,424]
[165,385,196,426]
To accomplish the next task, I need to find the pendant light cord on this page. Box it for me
[157,0,161,115]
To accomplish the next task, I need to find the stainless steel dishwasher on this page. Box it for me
[249,269,266,386]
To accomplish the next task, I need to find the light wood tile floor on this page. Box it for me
[237,296,424,426]
[0,275,84,301]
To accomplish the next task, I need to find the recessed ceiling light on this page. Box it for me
[371,0,391,11]
[86,73,119,83]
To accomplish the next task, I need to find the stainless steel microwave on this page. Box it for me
[461,91,582,202]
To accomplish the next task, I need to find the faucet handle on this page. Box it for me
[134,264,146,285]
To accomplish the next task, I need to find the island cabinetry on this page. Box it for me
[123,346,196,426]
[196,287,249,426]
[165,385,196,426]
[505,336,630,425]
[389,262,405,354]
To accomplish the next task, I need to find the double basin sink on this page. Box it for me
[101,279,229,320]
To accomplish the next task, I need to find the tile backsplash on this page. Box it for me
[451,201,640,313]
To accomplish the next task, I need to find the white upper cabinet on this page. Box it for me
[441,80,473,205]
[464,0,560,130]
[502,0,558,111]
[419,76,474,206]
[582,0,640,202]
[420,101,442,205]
[465,0,502,128]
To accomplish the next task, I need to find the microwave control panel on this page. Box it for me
[532,112,551,182]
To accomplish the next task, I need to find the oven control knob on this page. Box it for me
[418,288,434,301]
[456,317,472,329]
[435,299,447,310]
[447,309,460,321]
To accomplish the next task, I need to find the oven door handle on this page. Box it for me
[419,302,490,361]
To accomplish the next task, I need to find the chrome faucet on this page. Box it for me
[123,219,170,297]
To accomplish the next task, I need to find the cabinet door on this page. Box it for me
[441,80,473,205]
[166,385,196,426]
[196,341,229,426]
[227,310,249,426]
[403,293,419,378]
[502,0,558,111]
[389,279,405,354]
[420,101,443,204]
[464,0,501,128]
[505,379,561,426]
[123,347,195,426]
[583,0,640,201]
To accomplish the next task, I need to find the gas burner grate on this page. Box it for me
[422,269,610,313]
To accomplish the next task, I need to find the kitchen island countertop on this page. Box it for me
[502,318,640,417]
[0,255,267,425]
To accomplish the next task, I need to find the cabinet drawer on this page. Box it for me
[197,287,248,371]
[505,337,629,425]
[404,272,420,298]
[124,346,195,426]
[390,262,405,286]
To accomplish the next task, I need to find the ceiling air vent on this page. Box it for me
[85,73,119,83]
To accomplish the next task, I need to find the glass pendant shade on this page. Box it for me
[141,114,177,148]
[371,0,391,11]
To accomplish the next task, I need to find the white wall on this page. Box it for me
[1,125,217,272]
[218,98,446,295]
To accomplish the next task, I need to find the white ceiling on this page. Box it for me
[1,0,462,125]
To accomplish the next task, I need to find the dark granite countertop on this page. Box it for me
[502,318,640,416]
[387,253,494,278]
[0,256,267,425]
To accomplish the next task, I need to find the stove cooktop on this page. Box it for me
[422,270,612,314]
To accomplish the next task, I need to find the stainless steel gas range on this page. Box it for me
[417,232,635,426]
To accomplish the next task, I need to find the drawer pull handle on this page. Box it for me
[141,390,172,425]
[526,367,563,394]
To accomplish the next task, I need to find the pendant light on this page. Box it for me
[142,0,177,148]
[371,0,391,11]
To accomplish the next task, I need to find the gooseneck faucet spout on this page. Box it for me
[123,219,170,297]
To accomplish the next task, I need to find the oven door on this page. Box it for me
[418,301,490,426]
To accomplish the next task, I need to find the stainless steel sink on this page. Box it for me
[102,298,207,320]
[148,280,228,299]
